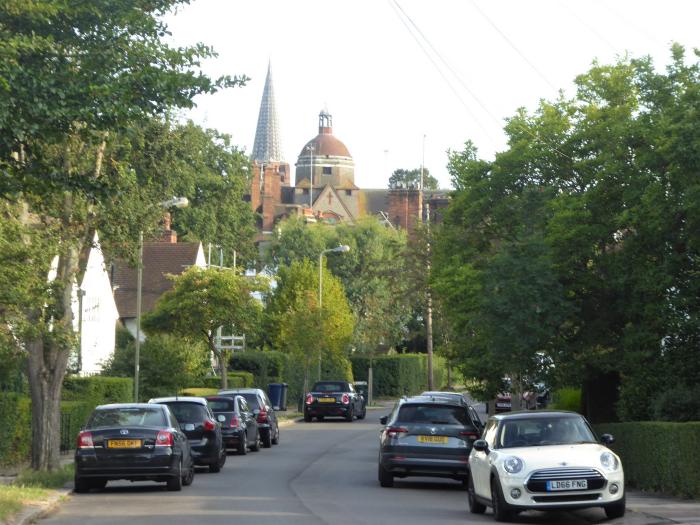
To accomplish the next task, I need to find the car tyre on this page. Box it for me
[491,476,513,522]
[467,473,486,514]
[73,475,91,494]
[182,460,195,486]
[317,415,324,422]
[345,408,354,422]
[304,413,312,422]
[378,462,394,488]
[272,426,280,445]
[210,449,226,473]
[250,431,261,452]
[167,460,183,491]
[92,479,107,491]
[261,429,272,448]
[357,406,366,420]
[238,435,248,455]
[604,495,626,519]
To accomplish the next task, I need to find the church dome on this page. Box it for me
[300,133,351,158]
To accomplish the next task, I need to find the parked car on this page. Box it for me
[420,391,484,431]
[205,395,260,455]
[218,388,279,448]
[468,410,625,521]
[304,380,366,422]
[377,395,481,488]
[74,403,194,492]
[148,397,226,472]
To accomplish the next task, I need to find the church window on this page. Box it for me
[323,166,332,175]
[345,189,352,196]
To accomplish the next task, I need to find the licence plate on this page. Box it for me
[319,397,336,403]
[107,439,142,449]
[496,403,511,408]
[417,435,449,444]
[546,479,588,491]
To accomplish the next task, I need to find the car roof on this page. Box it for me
[491,410,581,420]
[400,395,464,407]
[205,395,239,402]
[218,389,261,395]
[95,403,165,410]
[148,396,208,405]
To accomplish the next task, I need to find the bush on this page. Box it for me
[200,372,255,390]
[651,385,700,422]
[351,354,443,398]
[550,387,582,412]
[595,422,700,498]
[178,388,219,397]
[62,376,133,404]
[229,351,287,387]
[0,394,31,467]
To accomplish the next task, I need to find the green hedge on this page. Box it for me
[595,422,700,498]
[0,394,31,466]
[200,372,255,390]
[229,352,287,387]
[62,376,133,404]
[351,354,445,398]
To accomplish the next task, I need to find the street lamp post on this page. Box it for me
[318,245,350,381]
[134,196,189,402]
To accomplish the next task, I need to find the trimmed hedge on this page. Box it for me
[62,376,133,404]
[229,352,287,387]
[351,354,446,398]
[200,372,255,390]
[595,422,700,498]
[0,394,31,467]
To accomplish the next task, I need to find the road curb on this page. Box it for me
[11,488,70,525]
[278,417,303,428]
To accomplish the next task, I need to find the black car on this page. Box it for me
[304,380,366,422]
[378,396,481,488]
[74,403,194,492]
[149,397,226,472]
[218,388,280,448]
[206,395,261,455]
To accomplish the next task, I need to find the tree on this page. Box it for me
[142,267,265,390]
[0,0,245,470]
[388,168,439,190]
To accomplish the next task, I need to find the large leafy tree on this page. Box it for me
[0,0,245,470]
[388,168,439,190]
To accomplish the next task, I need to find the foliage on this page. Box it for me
[434,47,700,417]
[101,333,208,401]
[388,168,439,190]
[14,464,73,489]
[199,372,255,389]
[350,354,445,398]
[62,376,133,404]
[0,486,49,521]
[596,422,700,498]
[142,267,265,390]
[549,388,582,412]
[229,352,288,386]
[0,394,31,467]
[178,388,219,397]
[650,385,700,422]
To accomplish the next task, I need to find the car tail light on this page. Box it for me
[203,419,216,431]
[305,394,314,405]
[155,430,174,447]
[386,426,408,438]
[460,431,479,440]
[77,431,94,449]
[257,409,268,424]
[341,393,350,405]
[230,415,240,428]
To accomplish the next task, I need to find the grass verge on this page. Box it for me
[0,486,50,521]
[278,412,302,421]
[14,464,74,489]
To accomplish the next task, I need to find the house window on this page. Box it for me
[345,189,352,196]
[303,188,309,195]
[322,166,332,175]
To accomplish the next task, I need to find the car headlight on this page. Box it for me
[503,456,524,474]
[600,452,619,471]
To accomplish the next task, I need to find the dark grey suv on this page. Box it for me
[378,396,481,488]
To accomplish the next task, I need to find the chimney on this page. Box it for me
[160,212,178,243]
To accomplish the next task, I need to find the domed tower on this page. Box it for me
[295,109,355,190]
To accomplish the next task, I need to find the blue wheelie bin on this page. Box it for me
[267,383,288,411]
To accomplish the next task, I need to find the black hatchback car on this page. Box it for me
[74,403,194,492]
[205,395,261,455]
[149,397,226,472]
[378,396,481,488]
[218,388,279,448]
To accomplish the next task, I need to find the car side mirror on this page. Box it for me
[379,415,388,425]
[473,439,489,453]
[601,433,615,445]
[217,414,226,423]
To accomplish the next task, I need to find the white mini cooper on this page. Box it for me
[468,411,624,522]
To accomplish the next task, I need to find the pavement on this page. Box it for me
[15,407,696,525]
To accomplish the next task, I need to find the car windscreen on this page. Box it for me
[313,382,347,392]
[88,407,166,428]
[498,416,597,448]
[397,404,471,426]
[207,398,235,412]
[161,402,208,423]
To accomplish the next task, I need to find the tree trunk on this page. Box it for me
[220,349,229,390]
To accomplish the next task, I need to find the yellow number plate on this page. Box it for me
[319,397,336,403]
[417,435,448,444]
[108,439,142,449]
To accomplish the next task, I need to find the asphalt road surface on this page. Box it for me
[43,409,681,525]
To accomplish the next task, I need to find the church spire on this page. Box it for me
[251,62,283,163]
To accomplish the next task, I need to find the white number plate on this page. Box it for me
[546,479,588,491]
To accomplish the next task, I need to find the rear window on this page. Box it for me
[397,404,471,426]
[207,398,235,412]
[313,382,347,392]
[239,394,260,409]
[161,402,208,423]
[89,407,166,428]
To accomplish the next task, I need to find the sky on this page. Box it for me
[165,0,700,190]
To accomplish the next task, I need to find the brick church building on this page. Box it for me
[245,64,448,240]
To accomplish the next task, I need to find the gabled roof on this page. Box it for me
[112,242,203,319]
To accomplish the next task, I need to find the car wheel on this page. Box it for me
[210,448,226,473]
[358,407,366,420]
[262,429,272,448]
[250,431,261,452]
[345,408,354,422]
[238,435,248,455]
[73,475,91,493]
[167,460,183,491]
[272,426,280,445]
[317,415,324,422]
[467,473,486,514]
[182,460,195,486]
[604,495,626,519]
[92,479,107,491]
[491,476,513,522]
[378,462,394,488]
[304,413,312,422]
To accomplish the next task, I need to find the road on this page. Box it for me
[43,409,686,525]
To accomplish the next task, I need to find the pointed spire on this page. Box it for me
[252,62,283,163]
